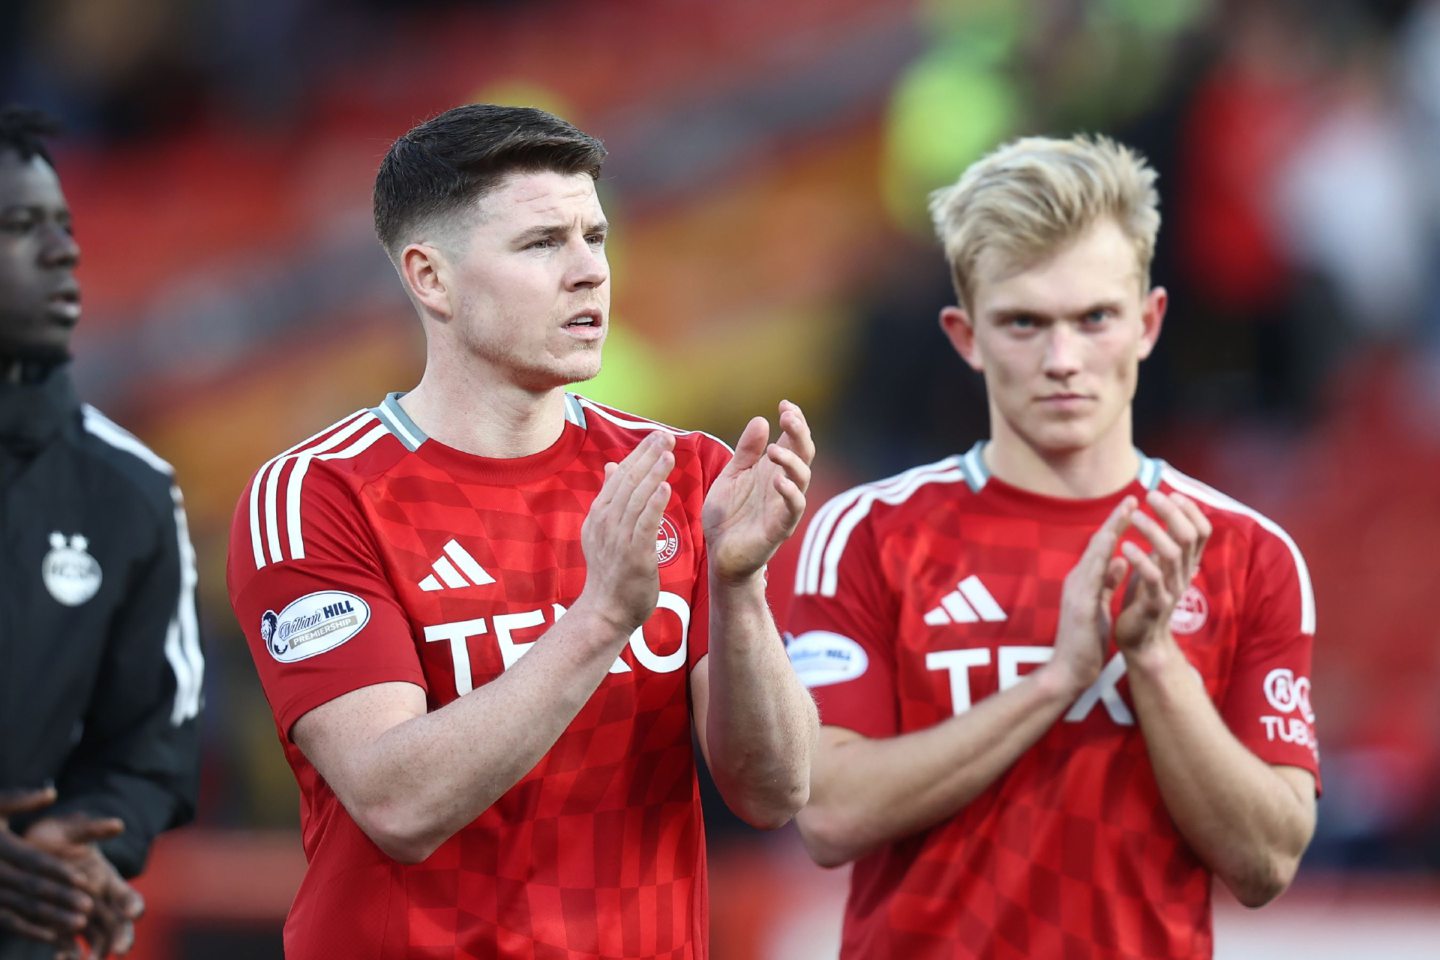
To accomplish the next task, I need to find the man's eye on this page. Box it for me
[0,218,34,233]
[527,238,556,250]
[586,233,605,246]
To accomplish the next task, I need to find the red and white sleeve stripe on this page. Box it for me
[246,411,387,570]
[796,458,965,598]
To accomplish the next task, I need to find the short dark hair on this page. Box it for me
[0,105,61,168]
[373,103,608,254]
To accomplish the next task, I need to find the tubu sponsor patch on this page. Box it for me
[262,591,370,663]
[1263,667,1314,723]
[785,630,869,688]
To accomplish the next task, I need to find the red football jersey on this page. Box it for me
[227,393,732,960]
[786,443,1319,960]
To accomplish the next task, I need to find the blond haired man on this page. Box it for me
[787,135,1318,959]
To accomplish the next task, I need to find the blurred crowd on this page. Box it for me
[4,0,1440,907]
[0,0,527,141]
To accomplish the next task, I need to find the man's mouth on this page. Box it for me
[563,310,604,340]
[1037,393,1094,409]
[46,287,81,322]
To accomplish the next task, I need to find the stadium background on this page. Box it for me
[5,0,1440,955]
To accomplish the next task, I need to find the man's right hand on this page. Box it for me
[0,788,94,948]
[1044,496,1136,696]
[575,430,675,635]
[25,814,139,960]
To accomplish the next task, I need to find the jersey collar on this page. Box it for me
[374,393,427,451]
[959,440,1166,495]
[372,391,590,485]
[373,392,590,453]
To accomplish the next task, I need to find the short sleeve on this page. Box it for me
[1219,525,1321,789]
[785,498,900,738]
[227,465,425,738]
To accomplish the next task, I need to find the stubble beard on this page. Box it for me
[469,335,603,393]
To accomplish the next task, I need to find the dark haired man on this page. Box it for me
[227,103,818,959]
[0,106,204,960]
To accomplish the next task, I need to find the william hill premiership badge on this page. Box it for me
[263,591,370,663]
[43,532,102,606]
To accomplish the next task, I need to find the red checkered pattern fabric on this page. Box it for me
[227,396,731,960]
[786,449,1319,960]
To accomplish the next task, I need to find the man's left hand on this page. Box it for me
[703,400,814,583]
[24,816,143,960]
[1114,491,1212,654]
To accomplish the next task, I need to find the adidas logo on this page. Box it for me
[418,540,495,592]
[923,575,1006,625]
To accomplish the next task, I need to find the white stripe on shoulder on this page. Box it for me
[797,458,964,598]
[575,397,733,453]
[1161,465,1316,635]
[81,405,174,475]
[284,423,389,561]
[247,410,373,570]
[798,467,934,599]
[81,408,202,720]
[165,486,204,725]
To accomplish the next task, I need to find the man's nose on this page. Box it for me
[1042,325,1082,378]
[565,239,607,290]
[40,222,80,269]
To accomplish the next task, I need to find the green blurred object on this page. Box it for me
[1098,0,1213,34]
[881,49,1018,233]
[577,321,669,417]
[917,0,1022,67]
[885,0,1211,236]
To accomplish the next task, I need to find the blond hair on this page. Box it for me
[929,134,1160,309]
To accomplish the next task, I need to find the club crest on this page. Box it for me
[1170,585,1209,635]
[656,516,681,566]
[42,532,102,607]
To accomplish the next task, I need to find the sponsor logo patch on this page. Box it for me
[42,532,102,607]
[1263,667,1314,723]
[785,630,869,688]
[1260,715,1319,754]
[1170,585,1209,634]
[656,516,681,566]
[262,591,370,663]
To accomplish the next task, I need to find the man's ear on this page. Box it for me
[399,242,453,320]
[939,305,983,372]
[1137,285,1167,361]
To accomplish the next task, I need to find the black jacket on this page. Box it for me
[0,365,202,950]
